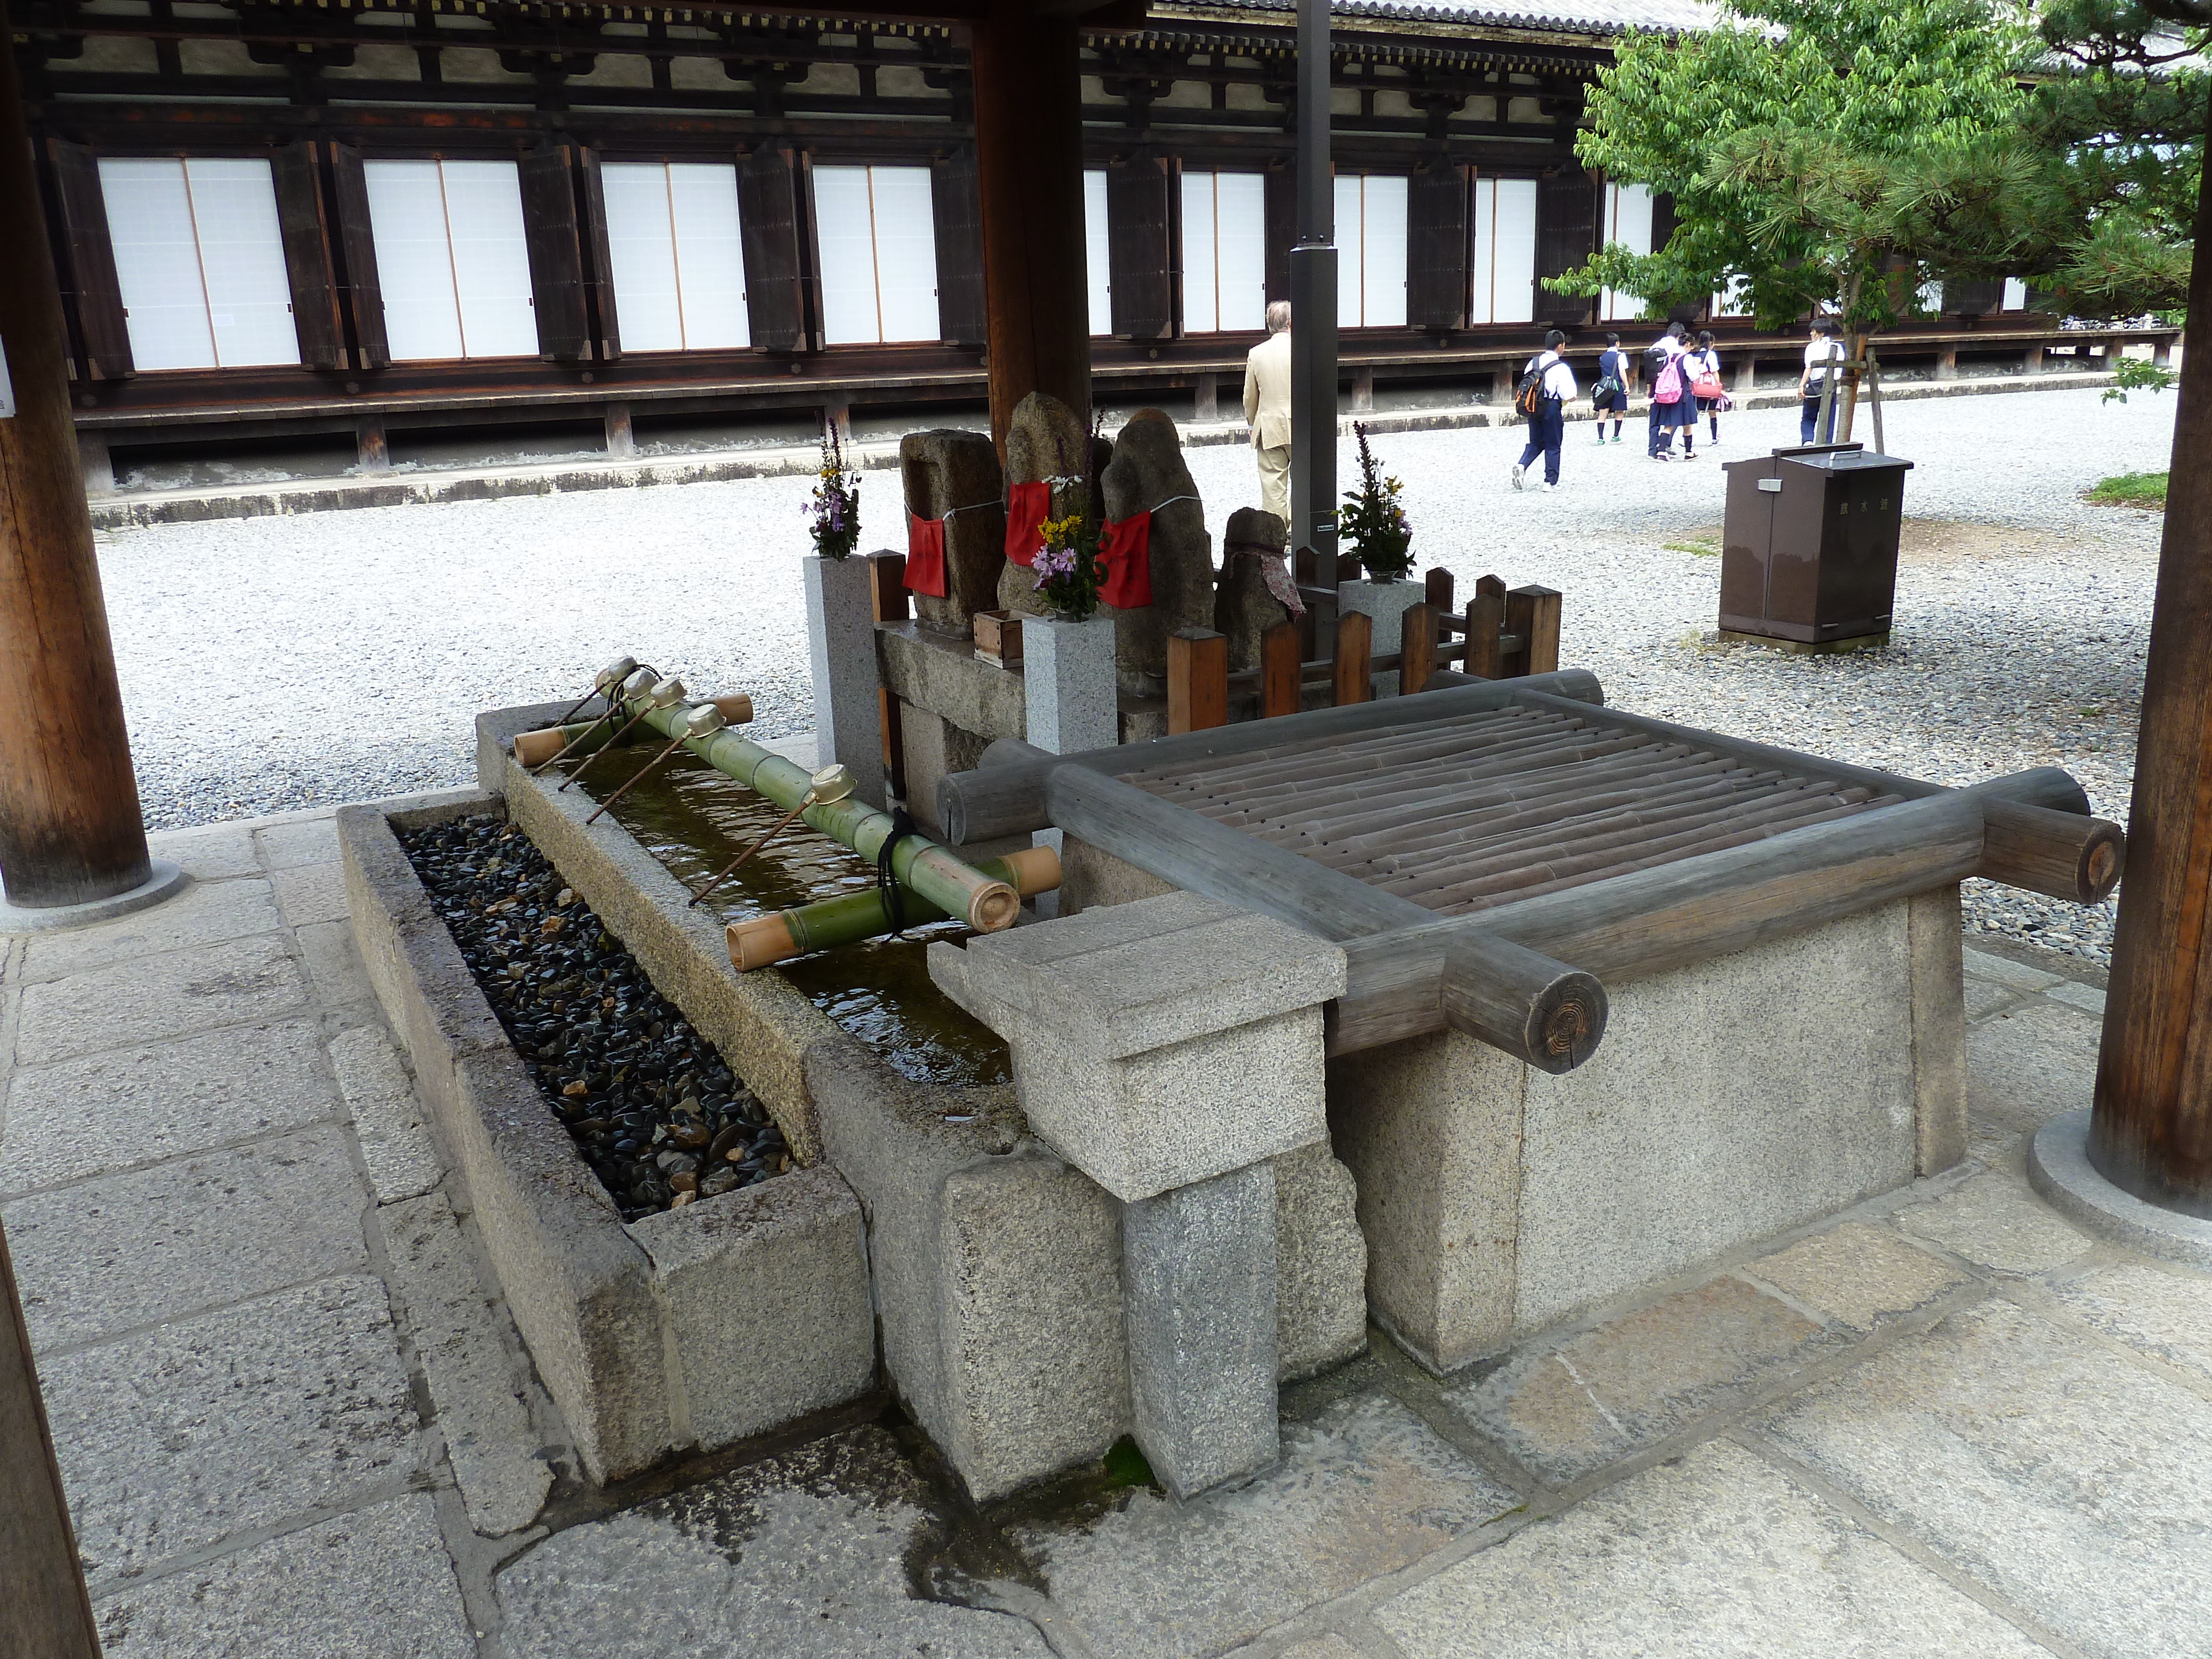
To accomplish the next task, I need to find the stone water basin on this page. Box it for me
[568,752,1011,1089]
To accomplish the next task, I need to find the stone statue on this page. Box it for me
[997,392,1094,622]
[1099,409,1212,697]
[1213,507,1301,675]
[900,429,1006,637]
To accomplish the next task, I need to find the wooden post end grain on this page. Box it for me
[1261,621,1302,720]
[1167,628,1229,735]
[1334,610,1374,707]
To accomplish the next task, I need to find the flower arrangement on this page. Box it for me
[806,426,861,560]
[1338,422,1413,582]
[1032,506,1103,621]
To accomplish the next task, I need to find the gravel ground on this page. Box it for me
[96,383,2176,964]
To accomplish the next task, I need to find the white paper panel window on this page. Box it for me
[1470,176,1537,325]
[365,159,538,361]
[813,164,941,346]
[1712,274,1753,317]
[1917,279,1945,314]
[1180,171,1266,333]
[100,156,299,372]
[602,162,748,353]
[1084,169,1112,338]
[1600,182,1653,322]
[1334,174,1407,328]
[2002,276,2029,312]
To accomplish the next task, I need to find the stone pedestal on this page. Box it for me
[804,552,888,810]
[1124,1164,1280,1498]
[1024,613,1117,915]
[928,892,1346,1494]
[1339,578,1427,696]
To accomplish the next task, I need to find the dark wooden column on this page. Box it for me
[2091,154,2212,1215]
[0,3,150,909]
[1,1218,103,1659]
[968,0,1091,452]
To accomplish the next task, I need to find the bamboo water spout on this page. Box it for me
[607,688,1027,933]
[512,695,755,768]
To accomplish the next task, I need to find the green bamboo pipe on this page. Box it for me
[611,691,1025,932]
[727,846,1063,969]
[515,695,753,768]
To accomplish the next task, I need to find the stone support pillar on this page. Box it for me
[1936,346,1958,382]
[929,891,1346,1495]
[1734,356,1757,395]
[803,553,888,810]
[1024,614,1117,915]
[76,432,112,497]
[604,403,636,458]
[1339,578,1426,697]
[356,416,390,472]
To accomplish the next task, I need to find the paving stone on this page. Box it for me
[1963,978,2022,1022]
[0,1020,341,1196]
[93,1493,473,1659]
[272,861,352,927]
[1745,1224,1972,1333]
[43,1274,424,1587]
[379,1190,551,1536]
[296,918,376,1006]
[1272,1637,1365,1659]
[256,816,342,870]
[1453,1275,1839,1484]
[1965,1000,2100,1141]
[1761,1297,2212,1659]
[1372,1438,2050,1659]
[330,1024,442,1204]
[1895,1171,2092,1276]
[14,877,283,984]
[14,934,309,1065]
[2043,980,2106,1015]
[5,1125,368,1349]
[2051,1259,2212,1385]
[1016,1394,1517,1659]
[144,822,262,881]
[495,1425,1050,1657]
[1960,948,2060,993]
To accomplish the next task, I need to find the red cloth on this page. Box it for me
[905,511,947,598]
[1097,510,1154,610]
[1004,481,1051,568]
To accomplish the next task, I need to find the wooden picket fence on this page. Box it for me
[1166,565,1563,736]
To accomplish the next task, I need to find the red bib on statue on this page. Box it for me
[905,512,948,598]
[1097,511,1154,609]
[1005,482,1051,568]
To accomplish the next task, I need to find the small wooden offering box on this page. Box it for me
[975,611,1024,669]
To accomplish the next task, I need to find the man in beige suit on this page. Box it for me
[1242,300,1293,523]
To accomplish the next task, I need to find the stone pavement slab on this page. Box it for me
[1965,999,2100,1142]
[146,821,261,881]
[2049,1258,2212,1386]
[95,1493,475,1659]
[298,917,378,1006]
[495,1425,1051,1658]
[1452,1275,1840,1485]
[14,932,309,1065]
[256,817,343,870]
[1743,1223,1971,1333]
[1016,1393,1517,1659]
[1895,1171,2094,1276]
[1371,1438,2051,1658]
[272,860,352,927]
[379,1189,552,1536]
[43,1273,424,1586]
[1760,1297,2212,1659]
[331,1024,443,1205]
[5,1124,368,1349]
[14,876,284,984]
[0,1018,341,1195]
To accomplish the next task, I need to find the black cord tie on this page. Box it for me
[877,808,920,938]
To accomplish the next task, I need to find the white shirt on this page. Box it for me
[1528,350,1577,401]
[1802,337,1845,384]
[1684,348,1721,379]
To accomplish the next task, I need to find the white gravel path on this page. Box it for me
[96,383,2177,964]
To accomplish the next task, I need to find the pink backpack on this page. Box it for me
[1653,357,1684,402]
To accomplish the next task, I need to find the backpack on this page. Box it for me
[1642,343,1673,384]
[1653,357,1684,403]
[1514,353,1556,419]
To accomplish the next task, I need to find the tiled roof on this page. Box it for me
[1170,0,1717,35]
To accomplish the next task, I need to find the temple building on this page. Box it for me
[17,0,2103,481]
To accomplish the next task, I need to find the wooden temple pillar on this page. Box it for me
[0,3,150,911]
[2091,155,2212,1215]
[968,0,1092,452]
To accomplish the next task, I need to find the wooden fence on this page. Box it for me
[1168,565,1563,735]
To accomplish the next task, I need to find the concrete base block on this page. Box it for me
[1057,832,1178,917]
[2029,1110,2212,1270]
[1025,613,1119,755]
[1124,1164,1281,1498]
[806,553,888,809]
[897,702,989,839]
[0,859,189,934]
[1338,578,1427,696]
[1332,898,1951,1373]
[1274,1140,1370,1381]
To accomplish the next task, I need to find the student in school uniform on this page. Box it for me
[1591,332,1628,444]
[1801,319,1846,445]
[1510,330,1578,491]
[1684,331,1726,447]
[1644,321,1689,459]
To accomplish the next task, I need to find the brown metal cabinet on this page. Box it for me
[1719,443,1914,647]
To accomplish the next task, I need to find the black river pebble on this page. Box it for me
[399,815,790,1222]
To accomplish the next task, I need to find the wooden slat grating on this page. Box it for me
[1123,701,1905,916]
